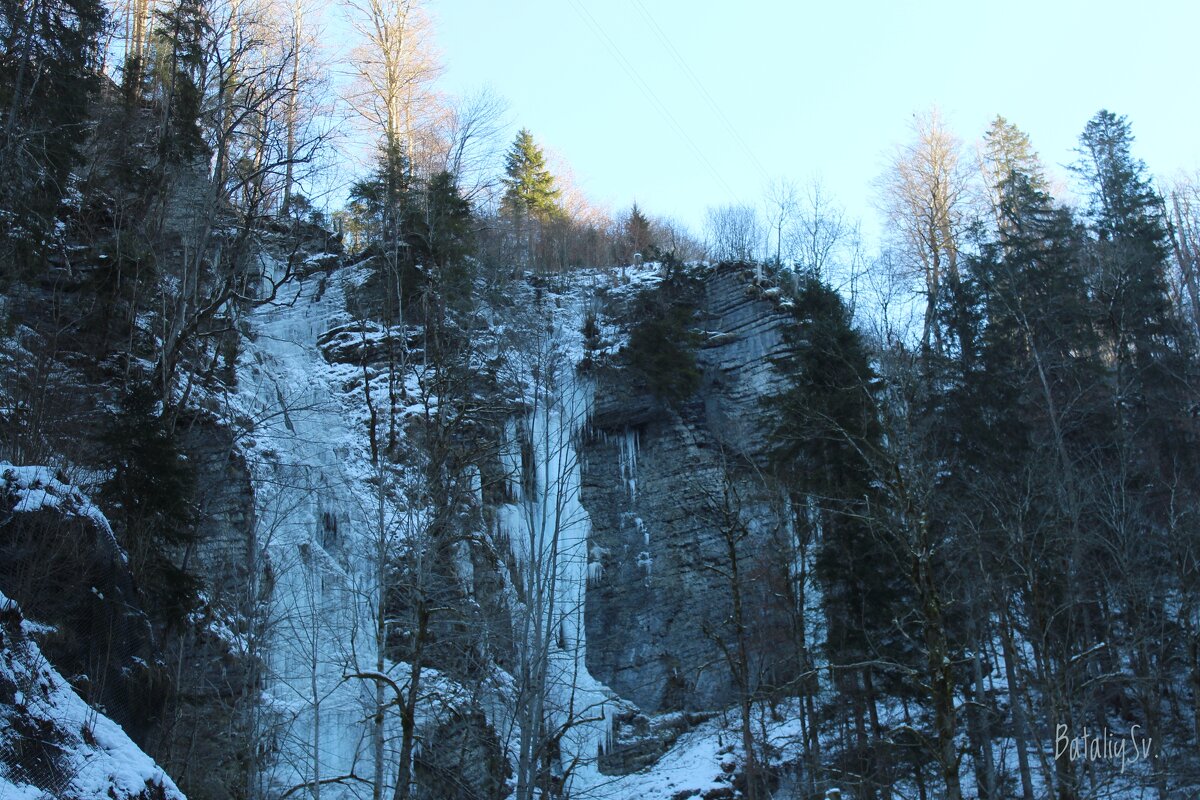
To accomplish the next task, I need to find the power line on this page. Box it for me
[630,0,772,185]
[565,0,740,202]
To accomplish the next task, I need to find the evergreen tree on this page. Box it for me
[151,0,209,164]
[412,170,475,315]
[1071,109,1199,799]
[770,273,916,796]
[0,0,106,269]
[500,128,563,269]
[980,116,1048,238]
[973,173,1099,442]
[1074,110,1189,431]
[500,128,561,223]
[99,382,200,626]
[623,201,653,262]
[624,263,703,403]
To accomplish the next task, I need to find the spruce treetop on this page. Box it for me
[982,116,1048,197]
[1073,109,1164,243]
[501,128,561,222]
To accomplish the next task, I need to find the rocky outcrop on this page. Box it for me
[179,418,258,612]
[599,708,716,775]
[582,265,800,714]
[695,267,797,459]
[0,464,161,743]
[414,709,511,800]
[166,419,260,800]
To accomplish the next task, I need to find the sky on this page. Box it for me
[424,0,1198,246]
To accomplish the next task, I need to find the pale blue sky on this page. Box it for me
[429,0,1197,243]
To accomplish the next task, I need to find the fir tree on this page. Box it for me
[412,170,475,315]
[624,201,653,261]
[99,382,200,626]
[152,0,209,164]
[980,116,1048,239]
[770,273,917,796]
[1071,111,1200,797]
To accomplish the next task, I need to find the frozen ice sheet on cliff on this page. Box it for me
[231,267,386,798]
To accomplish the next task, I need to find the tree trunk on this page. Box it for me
[394,604,427,800]
[999,609,1035,800]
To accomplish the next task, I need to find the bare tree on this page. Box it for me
[1164,173,1200,336]
[763,177,799,267]
[342,0,442,166]
[876,107,974,355]
[706,204,762,265]
[790,179,854,278]
[650,214,705,262]
[696,451,781,800]
[436,87,509,203]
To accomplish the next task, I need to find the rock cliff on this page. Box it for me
[583,264,799,714]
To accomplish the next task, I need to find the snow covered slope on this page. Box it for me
[0,589,185,800]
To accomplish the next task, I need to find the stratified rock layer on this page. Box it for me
[583,265,798,713]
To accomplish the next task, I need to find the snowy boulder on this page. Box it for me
[0,463,120,555]
[317,320,422,366]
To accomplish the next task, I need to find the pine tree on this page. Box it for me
[500,128,563,269]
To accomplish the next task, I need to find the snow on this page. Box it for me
[1,462,123,558]
[0,589,186,800]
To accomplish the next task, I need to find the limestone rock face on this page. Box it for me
[171,419,261,799]
[582,265,799,713]
[696,268,797,458]
[181,419,258,610]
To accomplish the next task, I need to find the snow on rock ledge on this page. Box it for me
[1,463,121,557]
[0,590,185,800]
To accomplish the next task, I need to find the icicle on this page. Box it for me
[618,427,639,502]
